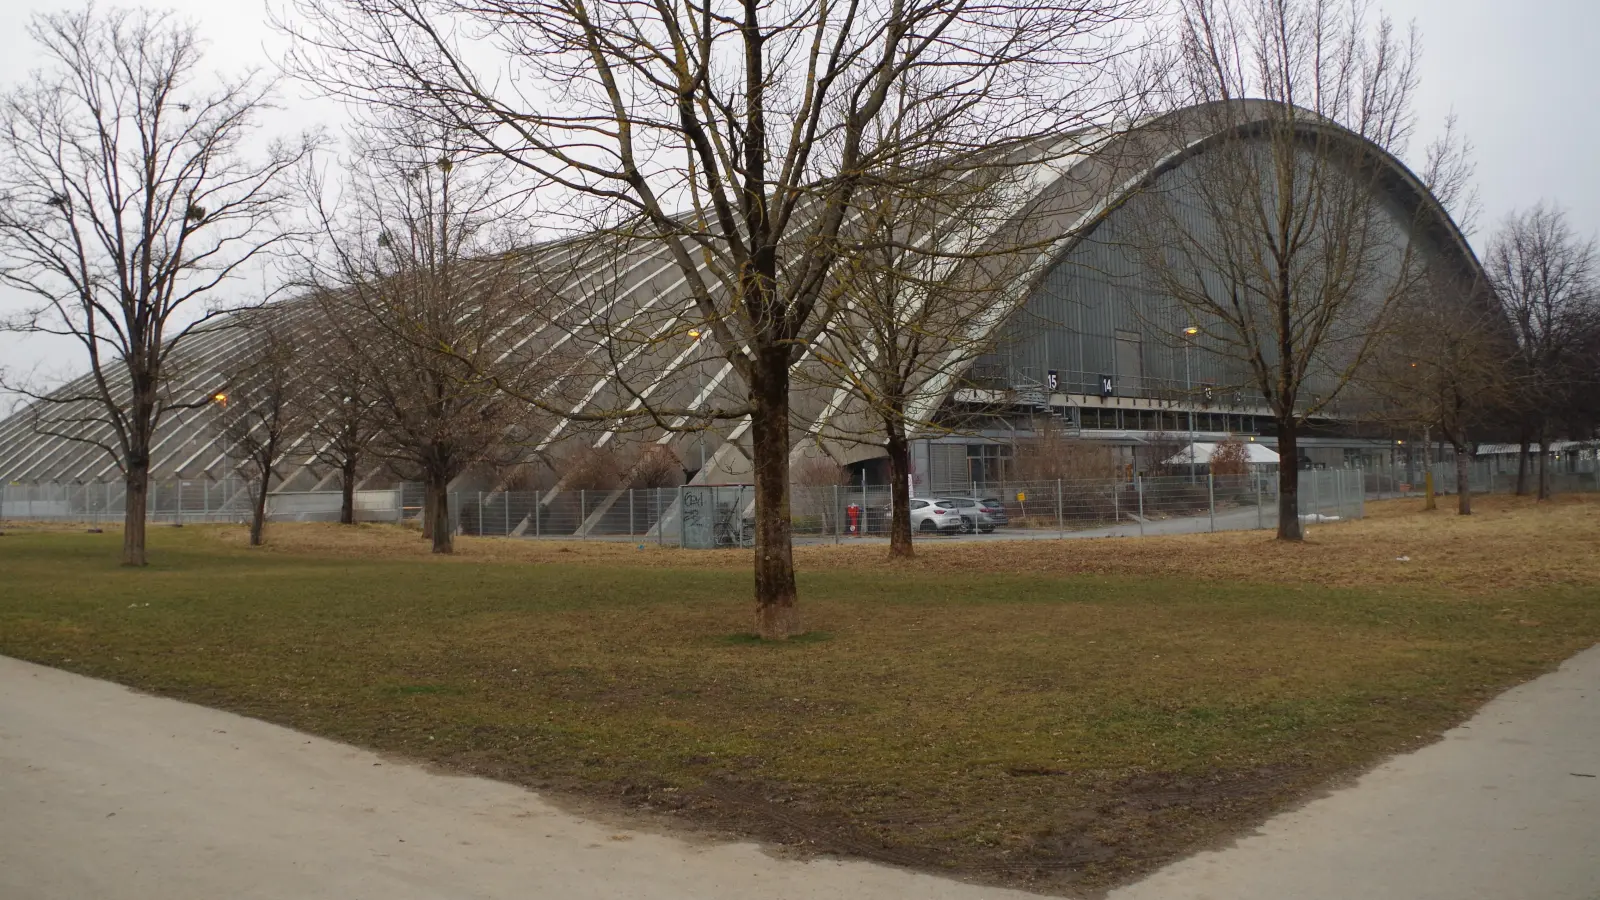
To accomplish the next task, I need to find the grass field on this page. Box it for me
[2,494,1598,893]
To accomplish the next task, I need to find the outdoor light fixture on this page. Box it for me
[687,330,708,472]
[1182,326,1200,481]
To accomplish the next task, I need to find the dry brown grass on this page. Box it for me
[194,492,1600,595]
[4,494,1599,893]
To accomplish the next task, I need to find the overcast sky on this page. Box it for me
[2,0,1597,410]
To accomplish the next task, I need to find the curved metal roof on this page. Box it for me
[0,100,1482,488]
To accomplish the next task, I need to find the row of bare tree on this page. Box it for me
[2,0,1595,640]
[1365,203,1600,514]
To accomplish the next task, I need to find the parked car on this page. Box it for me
[907,498,971,534]
[939,496,1005,531]
[978,497,1010,526]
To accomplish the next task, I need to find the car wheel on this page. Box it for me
[980,526,994,534]
[919,520,937,533]
[960,516,976,534]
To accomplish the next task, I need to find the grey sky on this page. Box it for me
[1,0,1596,410]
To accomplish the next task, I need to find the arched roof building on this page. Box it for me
[0,100,1484,509]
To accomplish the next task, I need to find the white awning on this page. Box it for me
[1163,442,1280,467]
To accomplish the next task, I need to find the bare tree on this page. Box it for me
[1484,203,1599,500]
[0,6,317,564]
[806,166,1039,558]
[1014,423,1121,481]
[215,321,307,545]
[303,127,554,553]
[1131,0,1472,540]
[280,0,1142,636]
[301,311,378,524]
[1366,269,1509,515]
[1210,436,1249,477]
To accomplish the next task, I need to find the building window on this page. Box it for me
[966,443,1013,488]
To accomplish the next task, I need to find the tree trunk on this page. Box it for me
[421,485,435,540]
[1275,418,1303,541]
[339,461,357,525]
[249,471,269,546]
[427,478,453,553]
[122,465,149,566]
[1454,443,1472,516]
[1537,435,1552,501]
[885,422,914,559]
[1515,433,1531,496]
[749,348,800,640]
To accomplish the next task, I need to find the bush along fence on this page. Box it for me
[5,460,1596,544]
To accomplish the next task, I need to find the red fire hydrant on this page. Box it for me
[846,503,861,536]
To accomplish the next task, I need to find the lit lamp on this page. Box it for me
[688,329,706,474]
[1183,326,1199,482]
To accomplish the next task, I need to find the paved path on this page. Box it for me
[0,655,1037,900]
[2,648,1597,900]
[1109,644,1600,900]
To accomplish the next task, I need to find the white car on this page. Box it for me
[908,498,993,534]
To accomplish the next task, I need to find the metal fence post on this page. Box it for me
[629,489,636,537]
[176,480,183,526]
[1056,479,1063,538]
[1136,475,1145,536]
[656,487,664,545]
[580,489,587,539]
[1112,478,1119,526]
[861,470,869,535]
[1256,473,1264,530]
[1208,473,1215,532]
[834,484,841,544]
[534,493,541,537]
[678,484,686,546]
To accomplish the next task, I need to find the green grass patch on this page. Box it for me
[1,524,1597,892]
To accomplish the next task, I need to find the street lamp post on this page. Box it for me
[1184,326,1199,483]
[688,329,707,477]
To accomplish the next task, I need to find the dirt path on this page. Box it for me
[2,648,1598,899]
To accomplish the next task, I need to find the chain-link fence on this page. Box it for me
[0,478,403,525]
[1364,457,1599,499]
[6,459,1597,543]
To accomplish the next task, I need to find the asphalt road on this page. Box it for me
[2,646,1597,900]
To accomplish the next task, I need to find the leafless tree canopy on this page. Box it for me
[278,0,1144,636]
[1014,423,1120,482]
[214,321,308,545]
[1362,265,1509,514]
[1130,0,1473,540]
[301,328,380,524]
[1484,202,1600,499]
[0,5,317,564]
[300,125,561,552]
[803,162,1042,557]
